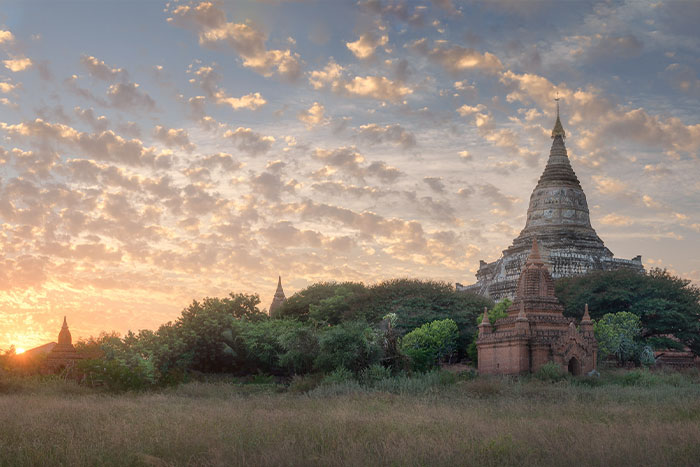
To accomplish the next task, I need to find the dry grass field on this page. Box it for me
[0,370,699,466]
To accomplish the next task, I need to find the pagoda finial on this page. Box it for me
[551,94,566,139]
[527,237,543,264]
[62,316,68,328]
[582,303,592,323]
[481,307,490,325]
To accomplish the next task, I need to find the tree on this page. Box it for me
[594,312,654,366]
[278,278,493,358]
[314,321,383,374]
[556,268,700,355]
[400,319,459,372]
[276,282,367,321]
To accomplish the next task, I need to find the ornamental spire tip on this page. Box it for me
[552,95,566,139]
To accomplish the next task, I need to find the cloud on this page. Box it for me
[200,152,242,171]
[456,104,485,116]
[3,57,32,72]
[80,55,126,81]
[298,102,327,129]
[152,125,195,153]
[358,0,427,27]
[592,175,630,196]
[188,63,266,110]
[408,38,503,74]
[586,34,643,61]
[312,146,403,183]
[346,32,388,59]
[664,63,700,96]
[355,123,416,148]
[308,59,413,102]
[423,176,445,193]
[479,183,519,212]
[344,75,412,101]
[107,83,156,110]
[224,127,275,155]
[168,2,302,81]
[599,213,634,226]
[74,107,110,132]
[0,81,18,93]
[458,150,472,161]
[214,91,266,110]
[0,30,14,44]
[0,119,171,168]
[250,171,296,201]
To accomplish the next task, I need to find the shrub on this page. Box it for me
[321,367,355,385]
[534,362,567,382]
[287,374,323,393]
[400,319,459,372]
[314,321,383,373]
[359,364,392,386]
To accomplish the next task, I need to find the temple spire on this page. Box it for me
[551,96,566,139]
[527,237,544,265]
[269,275,287,317]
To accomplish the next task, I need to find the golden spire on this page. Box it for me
[551,94,566,139]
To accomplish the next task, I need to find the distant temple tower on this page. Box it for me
[44,316,82,373]
[476,239,597,375]
[458,102,643,300]
[269,276,286,316]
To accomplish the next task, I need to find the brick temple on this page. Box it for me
[269,276,286,316]
[476,239,597,376]
[42,316,83,373]
[458,102,643,301]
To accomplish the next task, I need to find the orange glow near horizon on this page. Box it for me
[15,348,25,354]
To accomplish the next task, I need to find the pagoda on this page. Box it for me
[269,276,286,316]
[43,316,83,373]
[476,238,598,375]
[458,102,643,300]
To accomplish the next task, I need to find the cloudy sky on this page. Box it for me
[1,0,699,349]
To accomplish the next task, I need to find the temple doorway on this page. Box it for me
[567,357,581,376]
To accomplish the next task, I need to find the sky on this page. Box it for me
[1,0,699,350]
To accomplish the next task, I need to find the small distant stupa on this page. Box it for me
[476,238,598,375]
[43,316,83,373]
[269,276,286,316]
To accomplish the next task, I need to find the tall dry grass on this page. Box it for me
[0,372,698,466]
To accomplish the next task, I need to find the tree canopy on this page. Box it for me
[556,268,700,355]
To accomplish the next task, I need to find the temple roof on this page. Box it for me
[57,316,72,346]
[516,238,557,299]
[269,276,287,315]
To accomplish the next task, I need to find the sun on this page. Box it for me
[15,348,25,354]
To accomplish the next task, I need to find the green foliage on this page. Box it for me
[279,278,493,359]
[593,311,655,365]
[359,364,392,386]
[534,362,567,382]
[321,367,355,385]
[308,286,358,324]
[556,268,700,355]
[276,282,367,321]
[314,321,383,373]
[276,322,319,375]
[594,312,641,361]
[476,298,512,325]
[400,319,459,372]
[78,334,157,391]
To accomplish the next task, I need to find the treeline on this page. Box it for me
[73,279,493,390]
[2,269,698,392]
